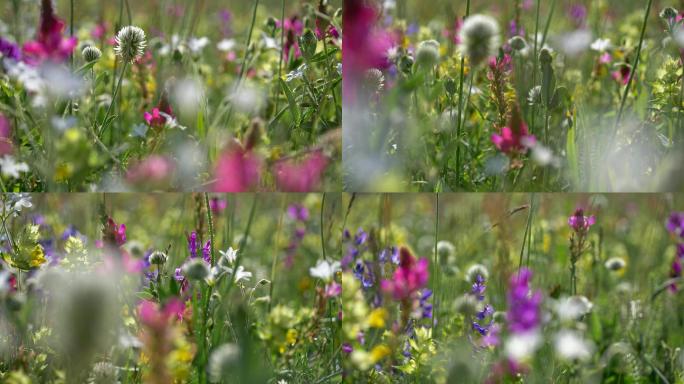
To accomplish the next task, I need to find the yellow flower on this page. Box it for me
[29,245,46,268]
[285,328,298,345]
[367,308,387,328]
[370,345,391,363]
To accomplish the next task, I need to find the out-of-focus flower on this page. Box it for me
[138,298,185,329]
[0,38,21,61]
[568,208,595,233]
[0,156,29,178]
[554,330,594,361]
[459,14,500,67]
[590,38,612,52]
[144,98,175,130]
[219,247,238,265]
[126,155,174,185]
[208,343,240,383]
[310,259,341,281]
[209,197,228,214]
[605,256,627,272]
[213,142,263,192]
[380,247,429,301]
[666,212,684,236]
[287,204,309,221]
[554,296,593,322]
[611,64,631,85]
[22,0,78,65]
[277,16,304,62]
[103,217,126,247]
[182,258,210,281]
[491,107,535,155]
[273,151,328,192]
[507,269,542,332]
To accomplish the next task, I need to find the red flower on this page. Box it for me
[22,0,77,65]
[144,97,174,129]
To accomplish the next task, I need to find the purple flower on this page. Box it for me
[419,289,433,319]
[354,228,368,246]
[287,204,309,221]
[506,268,543,334]
[188,232,198,258]
[0,38,21,61]
[667,212,684,236]
[568,208,596,233]
[202,240,211,263]
[471,274,487,301]
[569,4,587,27]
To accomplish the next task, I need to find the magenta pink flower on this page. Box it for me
[274,150,328,192]
[568,208,596,233]
[22,0,78,65]
[144,98,174,130]
[343,1,393,102]
[209,197,228,214]
[0,114,14,156]
[213,142,263,192]
[611,65,631,85]
[138,298,185,330]
[381,247,429,301]
[491,124,535,155]
[276,16,304,62]
[126,155,174,184]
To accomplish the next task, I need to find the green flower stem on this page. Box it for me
[454,0,471,187]
[98,61,128,138]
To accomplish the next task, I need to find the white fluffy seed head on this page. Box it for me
[415,40,440,68]
[459,14,500,66]
[114,26,147,62]
[81,46,102,62]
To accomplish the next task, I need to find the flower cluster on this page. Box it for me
[666,212,684,292]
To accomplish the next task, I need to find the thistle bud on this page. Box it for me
[149,251,168,265]
[509,36,527,51]
[300,29,318,59]
[182,259,209,281]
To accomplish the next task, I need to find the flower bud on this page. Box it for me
[182,259,209,281]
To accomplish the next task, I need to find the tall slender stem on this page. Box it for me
[431,194,440,333]
[320,193,327,261]
[614,0,652,131]
[454,0,471,187]
[99,61,128,138]
[275,0,286,115]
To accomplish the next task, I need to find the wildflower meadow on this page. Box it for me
[0,0,341,192]
[341,193,684,383]
[0,193,342,383]
[343,0,684,192]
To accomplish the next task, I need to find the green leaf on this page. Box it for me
[280,78,300,125]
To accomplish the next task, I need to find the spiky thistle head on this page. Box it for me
[458,14,500,67]
[81,45,102,62]
[114,26,146,63]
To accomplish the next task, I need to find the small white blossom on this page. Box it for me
[309,260,341,281]
[0,156,29,178]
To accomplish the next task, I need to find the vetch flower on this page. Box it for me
[114,26,147,63]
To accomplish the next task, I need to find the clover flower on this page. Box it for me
[81,46,102,62]
[458,14,500,67]
[114,26,147,63]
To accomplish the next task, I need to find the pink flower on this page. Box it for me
[274,150,328,192]
[144,98,174,130]
[599,52,612,64]
[138,298,185,330]
[611,65,631,85]
[381,247,429,301]
[276,16,304,62]
[91,22,107,40]
[213,142,263,192]
[126,155,174,185]
[22,0,78,65]
[568,208,596,233]
[0,114,14,156]
[326,282,342,297]
[491,106,535,155]
[209,197,228,214]
[343,1,394,102]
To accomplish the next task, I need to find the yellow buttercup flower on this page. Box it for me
[367,308,387,328]
[370,345,391,363]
